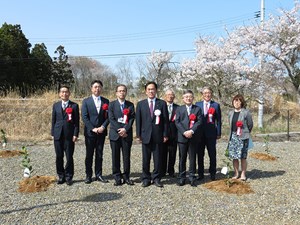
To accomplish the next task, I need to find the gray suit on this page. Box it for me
[175,104,202,181]
[108,99,135,181]
[228,108,253,140]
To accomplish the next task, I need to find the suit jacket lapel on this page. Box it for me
[119,101,124,116]
[190,105,195,115]
[144,99,153,120]
[88,97,95,112]
[153,99,159,113]
[184,106,189,125]
[238,109,245,121]
[170,105,175,121]
[229,110,234,128]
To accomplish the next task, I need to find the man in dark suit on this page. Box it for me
[175,90,202,187]
[161,89,179,178]
[82,80,110,184]
[195,87,222,181]
[51,85,79,186]
[136,81,169,188]
[108,84,135,186]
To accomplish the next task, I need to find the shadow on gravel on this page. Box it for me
[129,172,179,185]
[247,169,286,180]
[0,192,122,215]
[81,192,122,202]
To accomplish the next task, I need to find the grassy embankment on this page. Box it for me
[0,92,299,142]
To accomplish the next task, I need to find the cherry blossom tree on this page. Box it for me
[180,2,300,130]
[136,51,180,96]
[235,2,300,103]
[181,35,257,106]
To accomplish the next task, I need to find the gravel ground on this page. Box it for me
[0,139,300,225]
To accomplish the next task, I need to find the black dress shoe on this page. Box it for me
[57,178,65,184]
[177,179,185,186]
[197,175,204,181]
[210,174,216,181]
[85,177,92,184]
[96,175,108,183]
[66,179,73,186]
[142,180,151,187]
[168,173,175,178]
[114,180,122,186]
[190,180,197,187]
[125,179,134,185]
[154,180,163,188]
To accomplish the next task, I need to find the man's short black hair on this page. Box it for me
[183,89,194,96]
[144,81,157,90]
[59,84,70,92]
[115,84,127,92]
[91,80,103,87]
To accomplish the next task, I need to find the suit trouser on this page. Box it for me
[85,135,105,177]
[54,136,74,180]
[161,139,177,176]
[142,141,161,182]
[197,136,217,176]
[178,141,197,181]
[110,138,132,181]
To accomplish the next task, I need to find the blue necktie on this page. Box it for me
[63,102,67,110]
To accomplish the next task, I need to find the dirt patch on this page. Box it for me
[18,175,56,193]
[0,150,22,158]
[203,179,254,195]
[249,152,277,161]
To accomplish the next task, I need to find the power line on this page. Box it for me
[76,49,196,59]
[29,13,257,45]
[0,49,196,61]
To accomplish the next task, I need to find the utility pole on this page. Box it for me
[258,0,265,129]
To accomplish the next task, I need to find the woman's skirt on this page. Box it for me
[228,132,249,159]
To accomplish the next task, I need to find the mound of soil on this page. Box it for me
[249,152,277,161]
[203,179,254,195]
[18,175,56,193]
[0,150,22,158]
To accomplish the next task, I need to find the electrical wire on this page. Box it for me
[29,13,257,45]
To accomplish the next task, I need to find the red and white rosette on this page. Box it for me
[66,108,73,122]
[189,114,196,128]
[236,121,243,136]
[123,108,130,124]
[102,103,109,119]
[207,107,215,123]
[154,109,161,125]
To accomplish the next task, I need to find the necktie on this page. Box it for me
[121,103,124,110]
[150,100,154,118]
[187,106,190,115]
[96,97,100,113]
[204,103,208,115]
[63,102,67,110]
[168,104,172,120]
